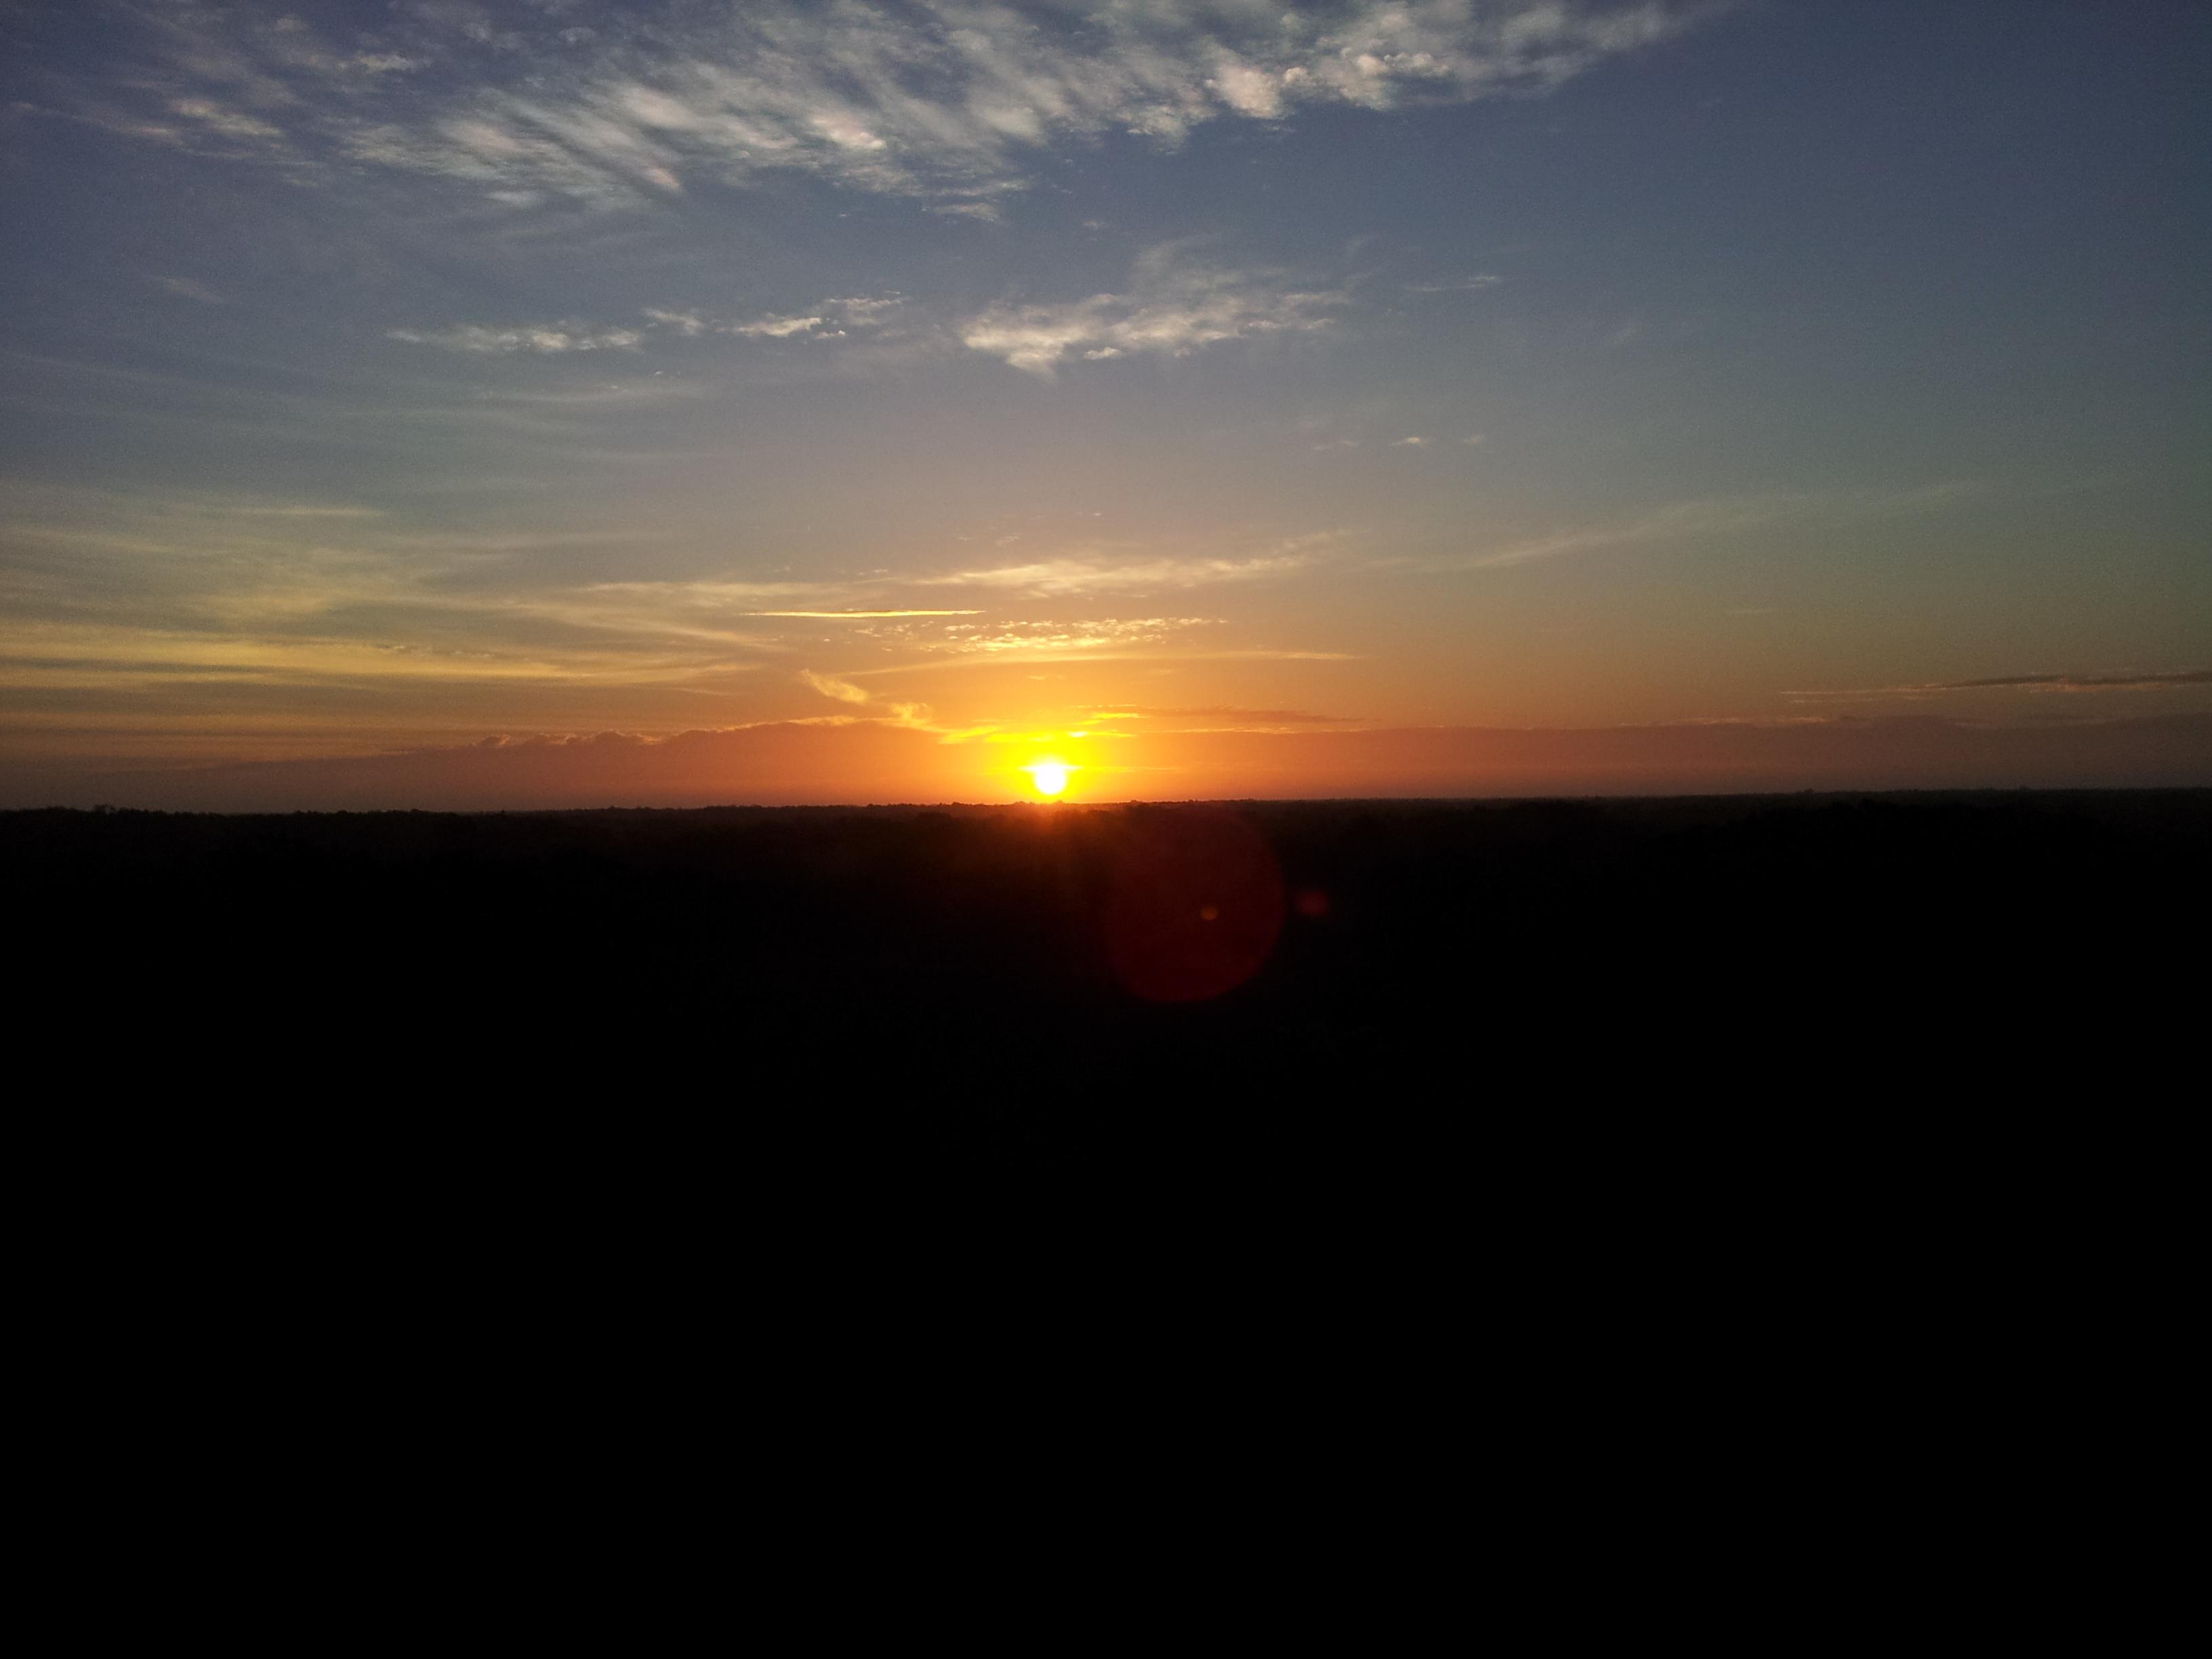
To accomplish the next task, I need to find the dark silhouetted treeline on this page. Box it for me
[12,791,2205,1211]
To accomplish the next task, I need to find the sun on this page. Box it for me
[1023,760,1074,798]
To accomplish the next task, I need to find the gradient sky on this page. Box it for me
[3,0,2208,807]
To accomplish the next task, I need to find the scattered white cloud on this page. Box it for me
[638,296,903,344]
[726,312,829,339]
[961,247,1347,375]
[641,307,707,335]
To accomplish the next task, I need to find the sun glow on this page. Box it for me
[1023,759,1075,798]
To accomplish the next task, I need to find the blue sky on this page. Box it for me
[3,1,2207,804]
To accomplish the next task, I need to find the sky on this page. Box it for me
[3,0,2207,808]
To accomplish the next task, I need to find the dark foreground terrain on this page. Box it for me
[14,791,2200,1580]
[14,790,2205,1201]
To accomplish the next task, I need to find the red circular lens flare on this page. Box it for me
[1103,808,1285,1003]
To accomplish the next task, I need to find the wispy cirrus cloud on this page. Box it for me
[0,491,815,706]
[55,3,1715,212]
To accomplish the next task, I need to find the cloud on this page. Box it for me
[30,713,2209,813]
[152,276,227,304]
[64,4,1711,212]
[388,322,644,353]
[222,504,386,520]
[1391,483,1986,573]
[1790,669,2212,701]
[1947,670,2212,692]
[0,491,886,718]
[916,618,1220,655]
[726,313,830,339]
[960,247,1346,375]
[918,549,1316,596]
[638,296,903,342]
[750,610,981,619]
[642,307,707,335]
[800,669,874,705]
[798,668,981,740]
[1092,706,1360,727]
[168,98,284,143]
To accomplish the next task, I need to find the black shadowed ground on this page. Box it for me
[13,790,2205,1206]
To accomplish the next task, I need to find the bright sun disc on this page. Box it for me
[1027,761,1071,797]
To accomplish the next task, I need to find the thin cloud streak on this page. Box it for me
[920,534,1336,596]
[1386,483,1987,573]
[1790,669,2212,701]
[388,323,644,354]
[750,610,983,619]
[1091,706,1362,726]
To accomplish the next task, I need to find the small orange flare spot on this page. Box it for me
[1200,904,1219,922]
[1295,888,1330,919]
